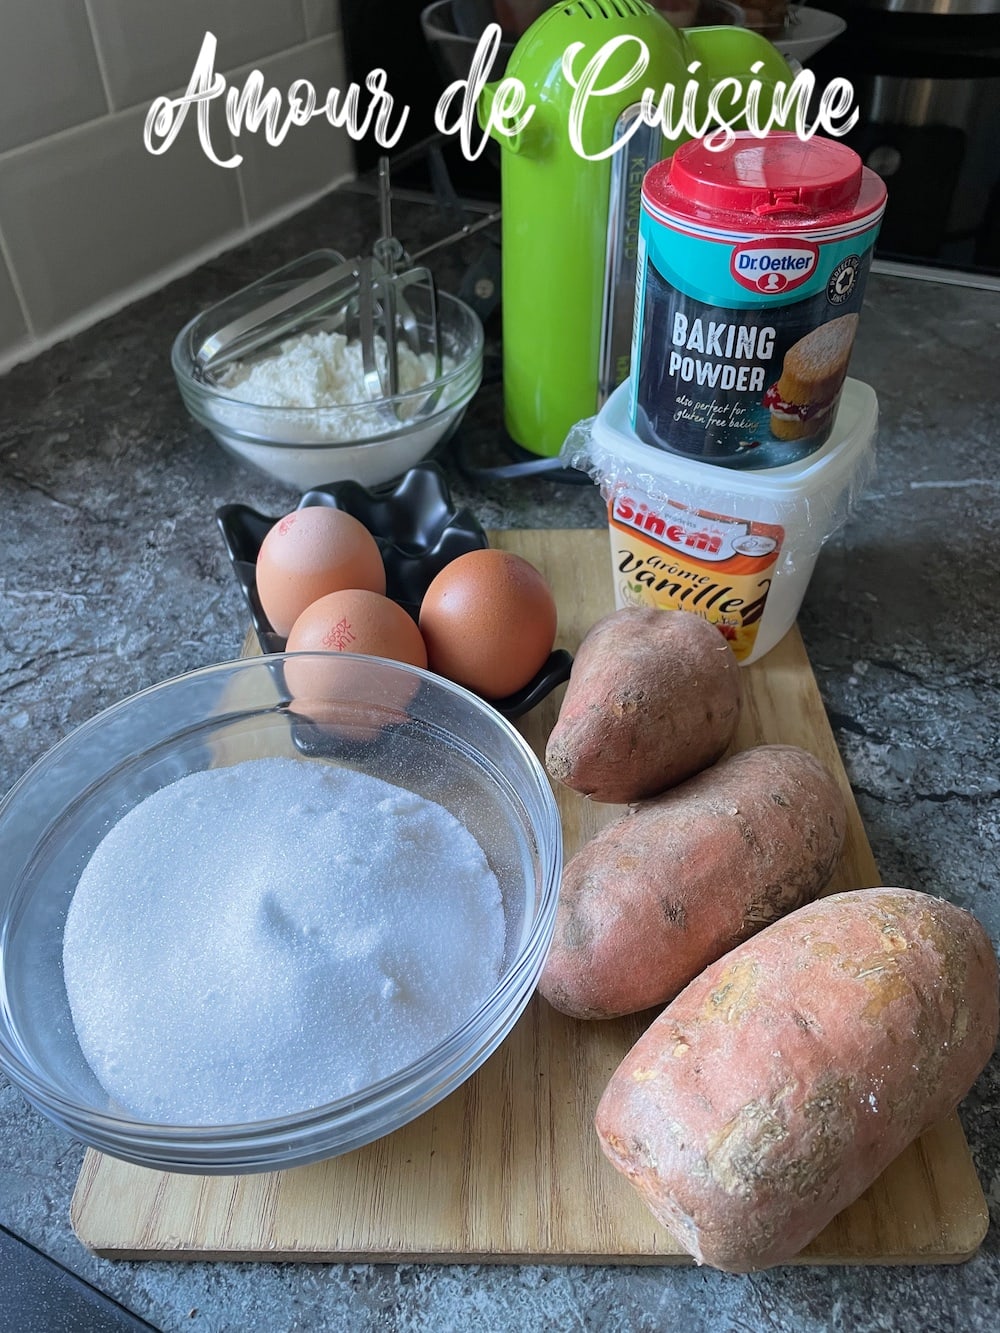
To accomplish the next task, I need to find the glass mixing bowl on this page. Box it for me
[0,654,561,1174]
[172,280,484,491]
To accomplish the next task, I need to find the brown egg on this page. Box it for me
[418,549,557,699]
[255,506,386,638]
[286,589,427,667]
[284,590,428,737]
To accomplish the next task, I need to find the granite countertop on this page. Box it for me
[1,181,998,1333]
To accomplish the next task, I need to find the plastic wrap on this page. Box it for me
[564,412,877,569]
[560,379,878,664]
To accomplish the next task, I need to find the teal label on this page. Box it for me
[629,210,881,469]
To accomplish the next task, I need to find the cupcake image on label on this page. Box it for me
[630,134,886,470]
[764,314,859,442]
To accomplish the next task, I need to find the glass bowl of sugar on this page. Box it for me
[172,257,484,491]
[0,653,560,1173]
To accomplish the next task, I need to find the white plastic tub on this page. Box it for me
[565,378,878,665]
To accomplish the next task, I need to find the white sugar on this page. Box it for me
[62,757,505,1125]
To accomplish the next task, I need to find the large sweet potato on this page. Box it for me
[538,744,846,1019]
[544,608,741,804]
[596,888,999,1272]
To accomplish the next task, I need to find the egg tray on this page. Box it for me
[216,462,573,721]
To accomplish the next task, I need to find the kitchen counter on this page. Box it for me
[1,180,998,1333]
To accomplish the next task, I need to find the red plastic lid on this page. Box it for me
[645,133,887,229]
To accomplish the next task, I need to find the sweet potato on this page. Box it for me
[544,608,741,804]
[538,744,846,1019]
[595,888,999,1272]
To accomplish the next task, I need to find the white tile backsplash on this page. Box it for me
[0,104,245,335]
[86,0,309,111]
[0,0,351,368]
[234,39,355,226]
[0,247,30,350]
[302,0,342,40]
[0,0,108,155]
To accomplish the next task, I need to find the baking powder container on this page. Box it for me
[630,133,886,469]
[565,377,877,665]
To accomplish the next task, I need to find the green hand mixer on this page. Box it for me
[479,0,793,458]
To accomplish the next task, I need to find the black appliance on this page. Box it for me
[339,1,1000,277]
[339,0,504,200]
[811,2,1000,277]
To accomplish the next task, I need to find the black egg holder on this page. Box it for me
[216,461,573,721]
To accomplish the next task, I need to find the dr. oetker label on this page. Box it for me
[629,133,886,470]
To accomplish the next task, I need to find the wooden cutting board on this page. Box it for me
[71,529,989,1265]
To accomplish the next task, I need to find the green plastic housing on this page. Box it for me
[480,2,794,457]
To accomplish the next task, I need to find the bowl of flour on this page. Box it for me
[0,653,560,1172]
[172,281,483,490]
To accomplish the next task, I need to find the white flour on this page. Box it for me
[218,329,452,433]
[201,326,469,489]
[62,757,505,1125]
